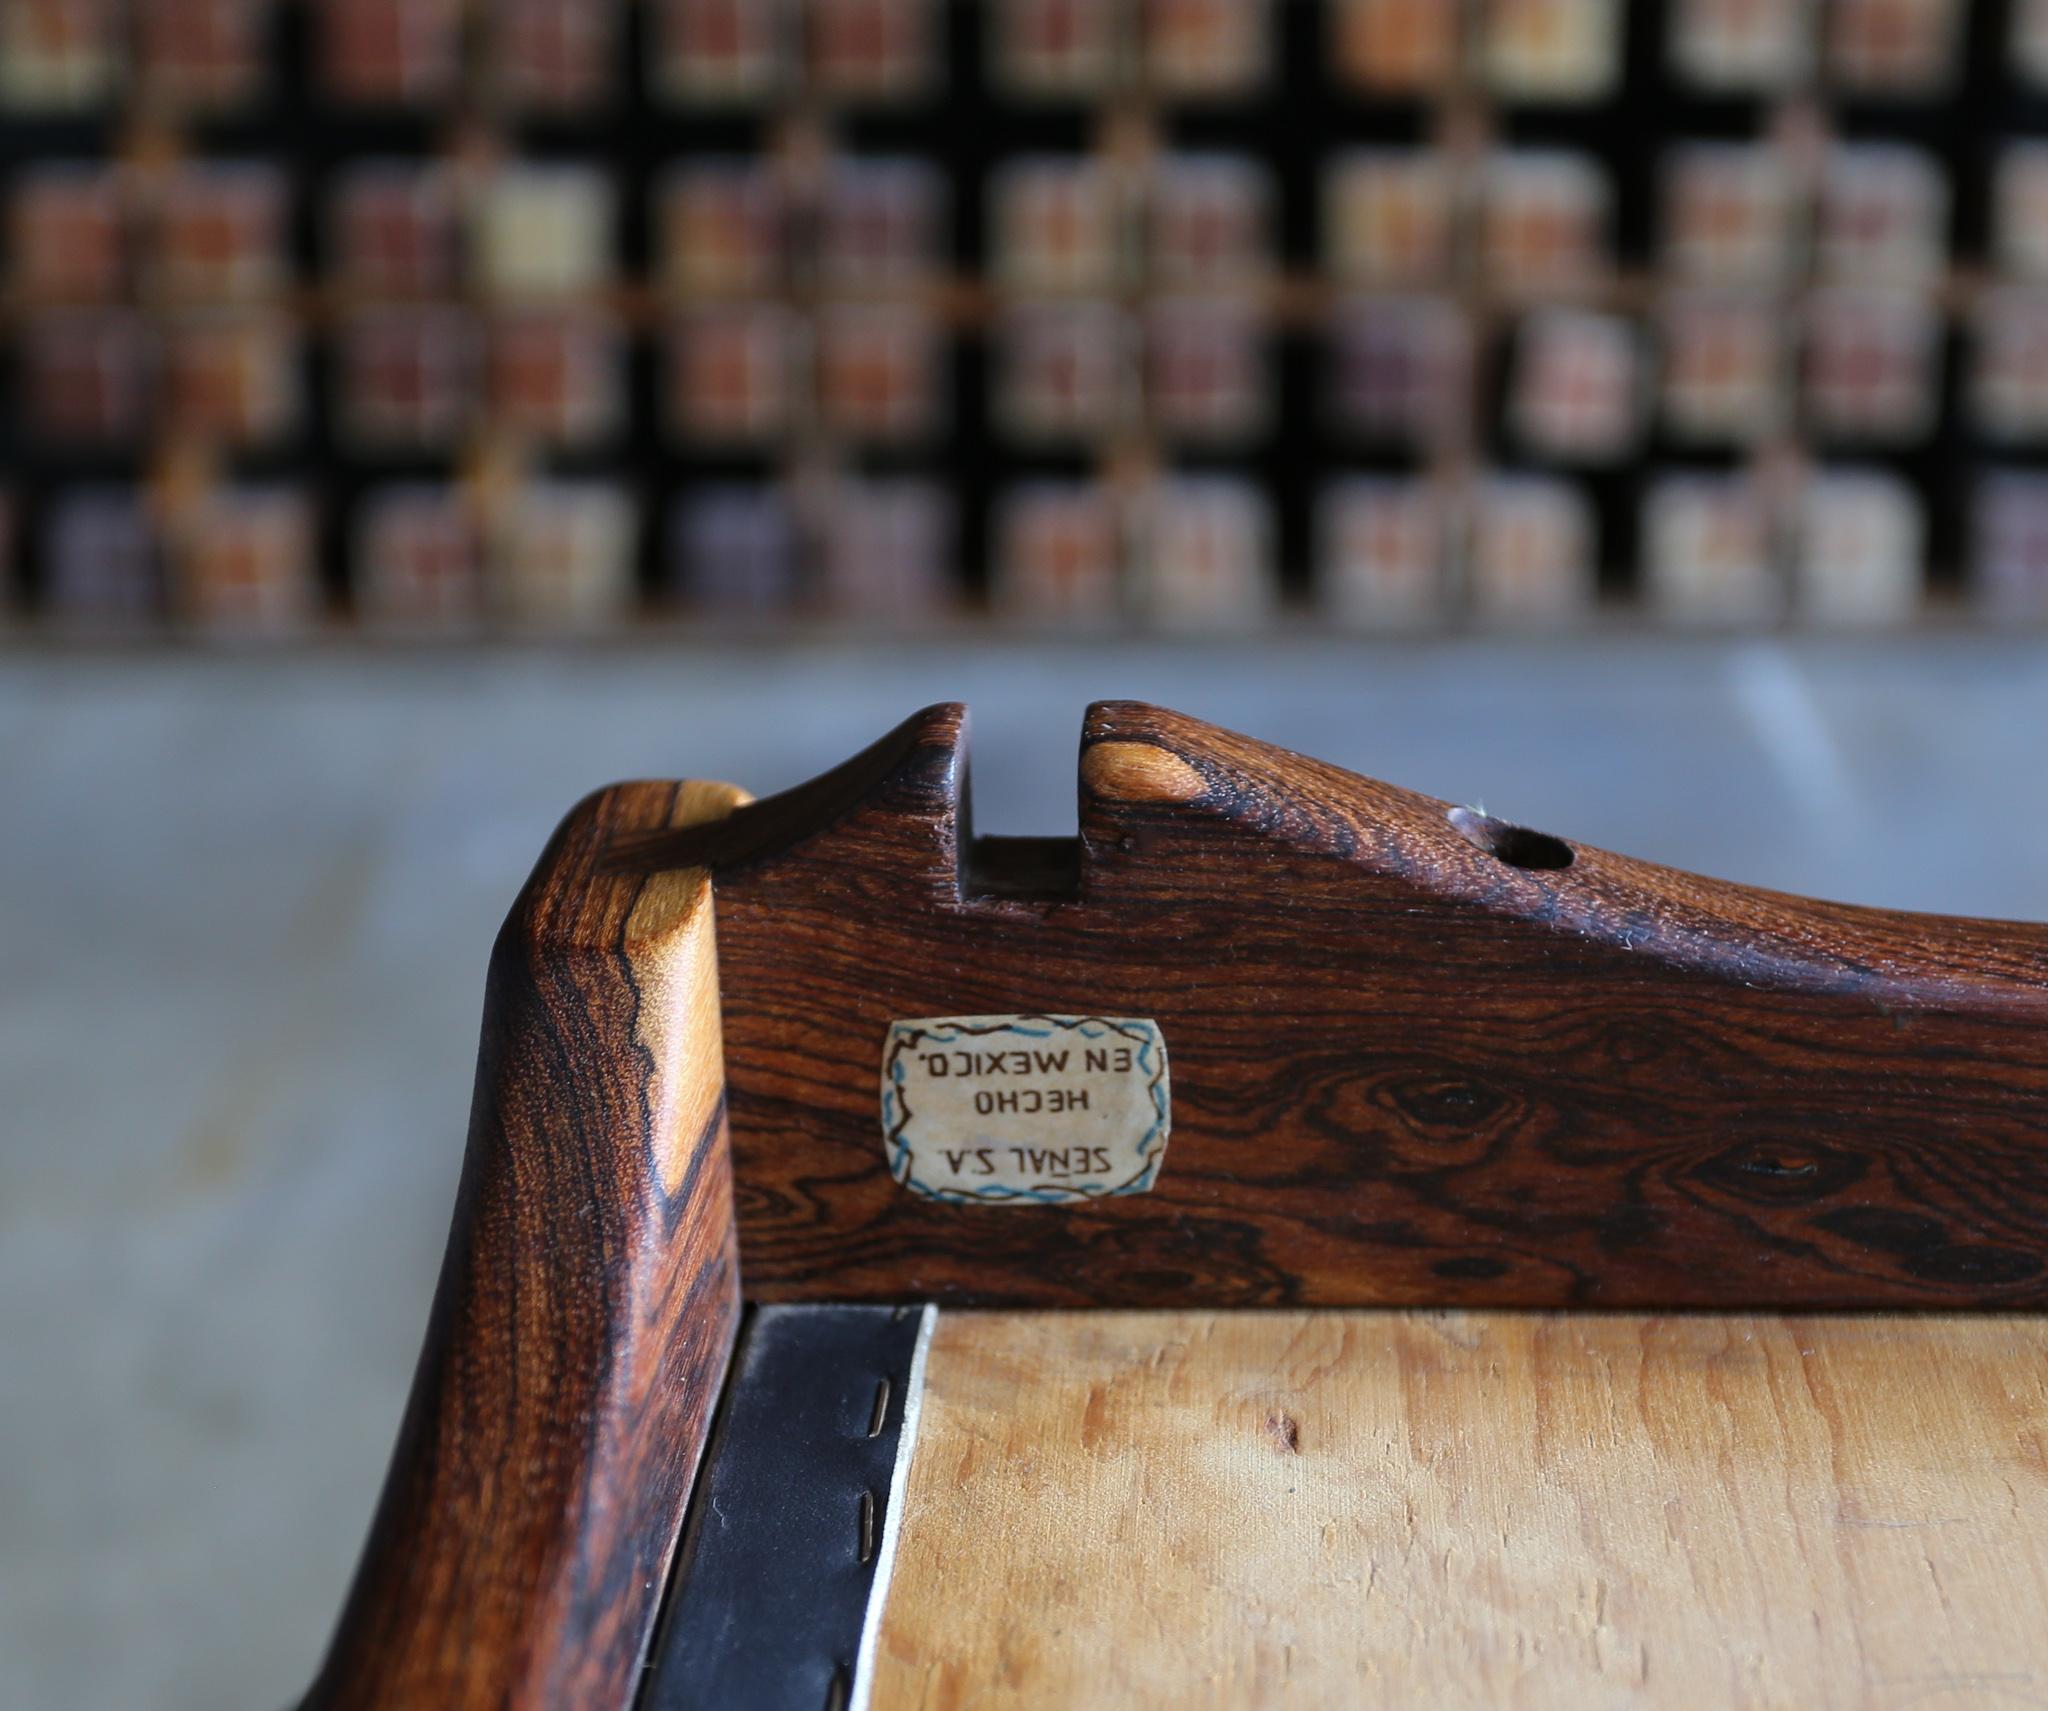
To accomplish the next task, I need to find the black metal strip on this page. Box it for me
[640,1303,930,1711]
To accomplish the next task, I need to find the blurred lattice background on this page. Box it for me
[7,0,2048,634]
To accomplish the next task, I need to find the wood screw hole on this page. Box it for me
[867,1376,891,1438]
[1447,806,1575,871]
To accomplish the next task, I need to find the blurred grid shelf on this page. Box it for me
[6,0,2048,639]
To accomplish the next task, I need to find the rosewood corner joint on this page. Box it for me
[301,700,2048,1711]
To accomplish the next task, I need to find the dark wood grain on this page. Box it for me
[619,700,2048,1310]
[302,779,746,1711]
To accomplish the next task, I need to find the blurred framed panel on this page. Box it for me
[1468,476,1597,625]
[1142,0,1273,99]
[1,0,126,110]
[317,0,463,107]
[1816,145,1947,289]
[1317,477,1448,628]
[992,481,1125,623]
[170,486,319,636]
[1145,298,1270,445]
[1825,0,1962,97]
[161,311,301,448]
[1331,0,1462,94]
[657,160,787,300]
[1796,469,1925,625]
[991,157,1129,295]
[1659,291,1785,446]
[1130,476,1277,628]
[1803,289,1941,446]
[1328,296,1470,448]
[1325,151,1457,289]
[995,301,1138,443]
[650,0,791,105]
[145,163,290,304]
[22,310,155,446]
[488,483,639,630]
[818,157,946,290]
[666,306,806,445]
[336,308,479,451]
[483,0,619,112]
[669,485,801,614]
[814,304,947,443]
[1971,289,2048,444]
[355,485,483,630]
[1506,308,1643,465]
[1483,0,1623,104]
[329,165,461,301]
[1668,0,1814,93]
[809,0,944,103]
[43,487,161,629]
[1975,472,2048,618]
[1661,144,1800,287]
[1147,154,1272,289]
[485,311,627,450]
[12,165,127,302]
[1642,473,1781,627]
[816,478,954,619]
[472,167,612,302]
[991,0,1127,97]
[1480,150,1610,295]
[136,0,273,112]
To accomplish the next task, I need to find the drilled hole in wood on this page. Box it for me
[1743,1152,1818,1179]
[867,1377,891,1438]
[857,1488,876,1564]
[1447,806,1575,871]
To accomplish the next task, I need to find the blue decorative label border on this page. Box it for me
[880,1013,1171,1206]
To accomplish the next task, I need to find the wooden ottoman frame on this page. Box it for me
[298,702,2048,1710]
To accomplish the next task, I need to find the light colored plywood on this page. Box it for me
[869,1311,2048,1711]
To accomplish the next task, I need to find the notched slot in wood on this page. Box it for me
[963,835,1082,904]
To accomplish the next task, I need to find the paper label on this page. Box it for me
[880,1015,1170,1205]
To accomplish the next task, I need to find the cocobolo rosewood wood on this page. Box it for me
[302,780,747,1711]
[622,701,2048,1310]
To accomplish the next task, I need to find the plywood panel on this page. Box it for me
[868,1311,2048,1711]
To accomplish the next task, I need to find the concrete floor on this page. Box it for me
[6,634,2048,1710]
